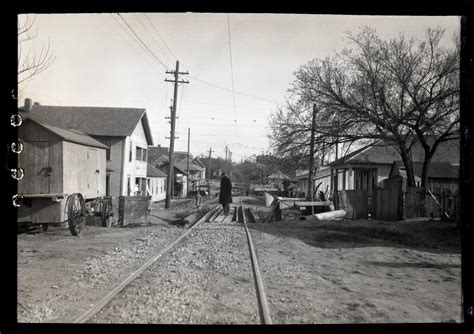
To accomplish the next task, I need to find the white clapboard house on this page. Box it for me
[20,98,154,197]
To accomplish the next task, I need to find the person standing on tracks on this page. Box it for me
[219,172,233,215]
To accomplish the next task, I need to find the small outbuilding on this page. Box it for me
[146,163,167,202]
[18,117,108,199]
[17,117,111,234]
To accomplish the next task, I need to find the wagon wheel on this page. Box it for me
[101,198,113,227]
[67,193,85,236]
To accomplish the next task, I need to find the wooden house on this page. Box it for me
[388,161,459,194]
[20,98,154,197]
[314,137,460,198]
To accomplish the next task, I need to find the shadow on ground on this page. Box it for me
[246,217,460,254]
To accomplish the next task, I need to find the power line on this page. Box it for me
[190,133,268,138]
[107,14,156,68]
[133,13,171,65]
[144,13,179,61]
[227,13,239,141]
[117,13,170,70]
[177,122,269,128]
[188,76,277,105]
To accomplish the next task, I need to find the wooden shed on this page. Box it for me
[17,118,110,234]
[18,117,108,198]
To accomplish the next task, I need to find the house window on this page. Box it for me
[135,147,147,161]
[129,143,133,162]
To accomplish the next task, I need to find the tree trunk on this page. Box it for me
[399,148,416,187]
[421,152,434,188]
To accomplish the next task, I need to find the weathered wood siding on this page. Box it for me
[18,121,63,194]
[337,190,368,219]
[62,141,106,199]
[118,195,151,226]
[373,178,401,221]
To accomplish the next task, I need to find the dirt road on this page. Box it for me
[17,196,461,324]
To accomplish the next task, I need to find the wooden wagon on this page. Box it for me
[17,118,113,236]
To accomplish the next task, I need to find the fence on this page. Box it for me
[404,187,460,221]
[337,187,459,221]
[337,190,369,219]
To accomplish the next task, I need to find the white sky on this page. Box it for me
[18,13,460,161]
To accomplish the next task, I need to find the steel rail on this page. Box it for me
[73,204,221,323]
[240,200,273,325]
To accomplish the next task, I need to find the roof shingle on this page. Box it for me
[20,104,153,144]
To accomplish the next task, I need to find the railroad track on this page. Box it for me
[73,198,272,324]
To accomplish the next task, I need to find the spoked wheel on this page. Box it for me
[101,198,113,227]
[67,193,85,236]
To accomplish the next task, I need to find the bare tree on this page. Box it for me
[18,15,55,88]
[270,27,460,188]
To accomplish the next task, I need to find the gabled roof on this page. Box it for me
[329,136,460,168]
[390,161,459,179]
[22,117,108,149]
[174,162,204,172]
[192,157,206,169]
[147,163,167,178]
[21,104,153,145]
[148,146,169,163]
[152,154,169,166]
[329,142,399,167]
[158,162,188,175]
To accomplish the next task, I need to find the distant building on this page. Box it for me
[20,98,154,197]
[146,163,167,202]
[387,161,459,194]
[157,162,188,198]
[313,137,460,198]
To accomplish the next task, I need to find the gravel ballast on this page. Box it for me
[90,207,259,324]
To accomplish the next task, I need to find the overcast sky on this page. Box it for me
[18,13,460,161]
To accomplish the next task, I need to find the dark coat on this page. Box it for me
[219,176,233,205]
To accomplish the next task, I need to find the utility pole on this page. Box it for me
[164,60,189,209]
[208,147,213,195]
[225,145,228,174]
[186,127,190,194]
[307,105,317,214]
[332,113,340,210]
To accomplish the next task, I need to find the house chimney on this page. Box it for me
[24,98,32,111]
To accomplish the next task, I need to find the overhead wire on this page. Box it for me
[133,13,172,65]
[227,13,239,142]
[144,13,179,61]
[116,13,170,70]
[188,76,278,105]
[110,12,272,158]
